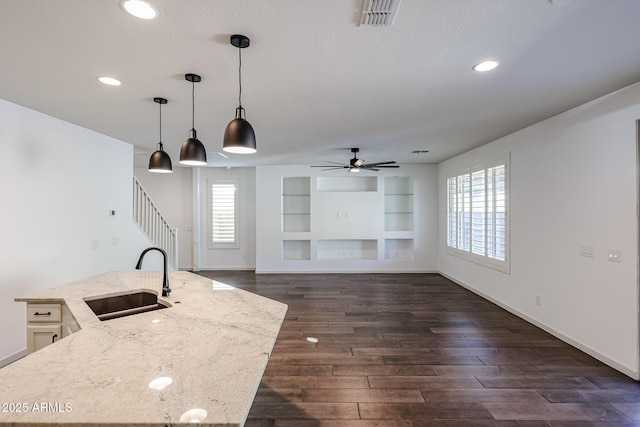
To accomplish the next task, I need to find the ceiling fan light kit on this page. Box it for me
[179,73,207,166]
[223,34,257,154]
[311,148,399,173]
[148,97,172,173]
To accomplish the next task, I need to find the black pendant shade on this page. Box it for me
[180,128,207,166]
[148,97,173,173]
[223,34,256,154]
[223,107,256,154]
[180,73,207,166]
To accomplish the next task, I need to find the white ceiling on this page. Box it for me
[2,0,640,169]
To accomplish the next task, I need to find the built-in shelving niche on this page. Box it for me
[384,176,413,232]
[385,238,414,260]
[317,239,378,260]
[283,240,311,260]
[282,177,310,232]
[279,175,416,265]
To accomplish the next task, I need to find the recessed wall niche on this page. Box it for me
[282,177,310,232]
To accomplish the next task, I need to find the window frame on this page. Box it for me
[445,153,510,274]
[208,179,239,249]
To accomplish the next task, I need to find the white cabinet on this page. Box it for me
[26,302,78,354]
[27,324,62,354]
[26,303,62,353]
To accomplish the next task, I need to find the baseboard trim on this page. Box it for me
[255,269,439,274]
[440,272,640,381]
[196,266,256,271]
[0,349,27,368]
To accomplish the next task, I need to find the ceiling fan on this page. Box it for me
[311,148,399,173]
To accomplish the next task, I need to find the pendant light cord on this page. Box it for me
[238,45,243,108]
[191,80,195,130]
[158,101,162,146]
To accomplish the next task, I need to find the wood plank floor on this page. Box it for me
[195,271,640,427]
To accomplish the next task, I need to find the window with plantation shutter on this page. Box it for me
[446,155,509,273]
[209,181,238,248]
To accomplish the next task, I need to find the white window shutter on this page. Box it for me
[211,183,236,244]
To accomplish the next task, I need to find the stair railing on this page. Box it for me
[132,177,178,269]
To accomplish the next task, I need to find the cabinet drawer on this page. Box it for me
[27,303,62,322]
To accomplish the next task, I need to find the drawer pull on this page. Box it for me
[52,334,58,343]
[34,312,52,316]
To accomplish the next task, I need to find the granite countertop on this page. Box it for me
[0,270,287,426]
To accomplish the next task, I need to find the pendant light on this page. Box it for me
[180,73,207,166]
[223,34,256,154]
[148,97,172,173]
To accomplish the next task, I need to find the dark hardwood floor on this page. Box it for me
[195,271,640,426]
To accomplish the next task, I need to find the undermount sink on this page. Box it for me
[84,291,169,321]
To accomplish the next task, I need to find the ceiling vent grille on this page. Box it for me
[359,0,401,26]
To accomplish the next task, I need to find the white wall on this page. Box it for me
[438,82,640,378]
[136,166,256,270]
[194,167,256,270]
[134,167,193,270]
[0,99,154,364]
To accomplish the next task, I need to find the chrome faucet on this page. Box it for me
[135,247,171,297]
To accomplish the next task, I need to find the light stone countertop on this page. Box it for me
[0,270,287,426]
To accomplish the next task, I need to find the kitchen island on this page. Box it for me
[0,271,287,426]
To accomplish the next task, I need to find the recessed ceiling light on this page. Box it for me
[97,76,122,86]
[473,60,499,72]
[121,0,158,20]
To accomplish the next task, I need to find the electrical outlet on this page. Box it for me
[607,248,621,262]
[111,237,119,246]
[536,296,541,306]
[579,244,595,258]
[91,240,99,249]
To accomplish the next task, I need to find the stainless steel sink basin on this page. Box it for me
[84,291,169,321]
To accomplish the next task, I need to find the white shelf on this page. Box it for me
[282,177,310,232]
[384,177,413,232]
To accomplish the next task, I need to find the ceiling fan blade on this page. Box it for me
[361,164,399,169]
[320,167,348,171]
[310,165,346,168]
[364,161,397,166]
[325,161,350,166]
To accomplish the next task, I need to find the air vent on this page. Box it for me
[359,0,401,26]
[412,150,429,154]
